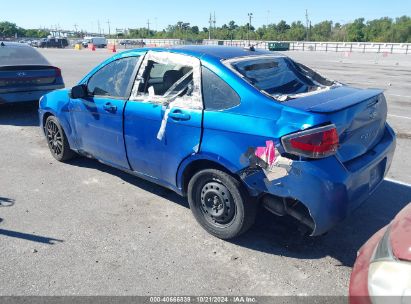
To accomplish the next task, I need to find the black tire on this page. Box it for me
[44,116,75,162]
[187,169,257,239]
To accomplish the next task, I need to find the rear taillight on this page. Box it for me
[281,124,339,159]
[53,67,62,77]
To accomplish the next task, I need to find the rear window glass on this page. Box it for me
[0,44,50,66]
[227,56,335,100]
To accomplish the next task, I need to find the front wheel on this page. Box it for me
[187,169,257,239]
[44,116,75,162]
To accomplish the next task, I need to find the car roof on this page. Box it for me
[122,45,282,61]
[170,45,276,60]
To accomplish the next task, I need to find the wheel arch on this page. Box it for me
[177,154,251,197]
[42,111,54,134]
[41,110,76,150]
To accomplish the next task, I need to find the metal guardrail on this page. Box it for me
[107,38,184,47]
[12,36,407,54]
[107,38,411,54]
[113,38,411,54]
[204,39,411,54]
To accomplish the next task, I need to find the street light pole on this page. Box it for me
[305,9,309,41]
[97,20,101,35]
[147,19,150,38]
[208,13,212,40]
[247,13,253,45]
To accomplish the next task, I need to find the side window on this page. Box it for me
[136,60,193,98]
[129,51,203,110]
[201,66,240,110]
[87,56,139,98]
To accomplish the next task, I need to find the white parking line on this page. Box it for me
[388,114,411,120]
[385,178,411,187]
[386,94,411,99]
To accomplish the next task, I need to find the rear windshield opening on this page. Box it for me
[225,56,338,101]
[0,44,50,66]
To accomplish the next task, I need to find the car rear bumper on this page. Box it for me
[242,123,396,236]
[0,86,64,104]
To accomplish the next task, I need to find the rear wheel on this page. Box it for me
[44,116,75,162]
[188,169,257,239]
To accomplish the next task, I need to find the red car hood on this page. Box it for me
[390,203,411,261]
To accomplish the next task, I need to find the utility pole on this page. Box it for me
[305,9,310,41]
[106,20,111,37]
[147,19,150,38]
[247,13,253,45]
[309,21,312,40]
[73,24,78,33]
[208,13,212,40]
[97,19,101,35]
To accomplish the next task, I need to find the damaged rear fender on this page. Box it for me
[176,152,246,195]
[241,156,349,236]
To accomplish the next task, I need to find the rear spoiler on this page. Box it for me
[284,86,383,113]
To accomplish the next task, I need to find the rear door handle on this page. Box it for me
[103,102,117,112]
[168,109,191,121]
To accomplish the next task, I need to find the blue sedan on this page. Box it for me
[0,42,64,104]
[38,46,396,239]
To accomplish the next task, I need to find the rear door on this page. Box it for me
[69,55,141,169]
[124,51,203,186]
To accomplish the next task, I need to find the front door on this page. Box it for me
[124,51,203,187]
[69,55,141,169]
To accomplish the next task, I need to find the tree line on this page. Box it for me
[1,16,410,43]
[128,16,410,43]
[0,21,49,39]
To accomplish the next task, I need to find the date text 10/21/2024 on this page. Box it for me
[149,296,257,303]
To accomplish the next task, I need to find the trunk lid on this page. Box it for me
[0,65,60,91]
[284,86,387,163]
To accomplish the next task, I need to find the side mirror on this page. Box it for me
[70,84,88,99]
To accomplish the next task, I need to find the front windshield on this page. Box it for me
[226,56,337,101]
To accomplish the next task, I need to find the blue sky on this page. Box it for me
[2,0,409,32]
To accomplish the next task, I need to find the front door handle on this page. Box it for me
[168,109,191,121]
[103,102,117,112]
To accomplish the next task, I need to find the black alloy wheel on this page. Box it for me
[45,116,75,161]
